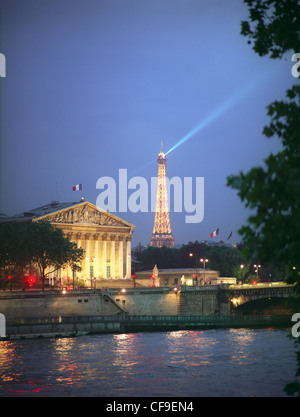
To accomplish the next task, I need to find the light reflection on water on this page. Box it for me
[0,328,297,397]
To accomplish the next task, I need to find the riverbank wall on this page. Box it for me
[4,314,292,340]
[0,286,229,319]
[0,286,293,339]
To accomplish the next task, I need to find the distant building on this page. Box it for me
[1,200,135,286]
[135,266,236,287]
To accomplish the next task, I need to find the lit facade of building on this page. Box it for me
[135,266,236,287]
[9,200,135,284]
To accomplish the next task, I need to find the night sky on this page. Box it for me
[0,0,294,247]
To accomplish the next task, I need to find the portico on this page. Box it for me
[22,200,135,284]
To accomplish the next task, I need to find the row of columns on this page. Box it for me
[65,232,132,280]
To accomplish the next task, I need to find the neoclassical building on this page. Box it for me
[8,199,135,284]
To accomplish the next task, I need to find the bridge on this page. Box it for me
[227,282,295,304]
[225,282,296,314]
[178,282,296,316]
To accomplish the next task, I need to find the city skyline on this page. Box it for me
[0,0,295,248]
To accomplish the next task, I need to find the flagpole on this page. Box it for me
[56,182,59,202]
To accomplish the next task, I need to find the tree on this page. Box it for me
[0,222,35,289]
[0,221,84,290]
[227,0,300,395]
[232,261,251,282]
[179,241,208,268]
[132,241,248,279]
[207,246,246,277]
[29,222,84,290]
[137,245,180,270]
[131,243,146,272]
[227,86,300,282]
[241,0,300,59]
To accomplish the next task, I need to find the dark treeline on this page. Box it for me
[0,221,84,290]
[132,241,285,283]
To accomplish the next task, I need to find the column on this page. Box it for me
[66,232,73,282]
[76,233,82,278]
[101,234,107,278]
[118,236,124,279]
[94,234,99,278]
[85,233,90,279]
[126,238,131,278]
[110,235,116,278]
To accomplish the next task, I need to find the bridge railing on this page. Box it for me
[228,282,295,290]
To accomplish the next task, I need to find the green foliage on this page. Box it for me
[231,0,300,397]
[232,261,251,282]
[132,244,180,271]
[133,241,282,282]
[241,0,300,58]
[0,221,84,289]
[207,246,245,277]
[244,274,260,284]
[133,241,249,279]
[227,86,300,284]
[0,222,32,270]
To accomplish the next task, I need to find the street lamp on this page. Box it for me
[189,252,198,285]
[200,258,208,284]
[87,256,96,288]
[254,264,261,280]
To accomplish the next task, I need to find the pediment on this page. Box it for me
[34,202,134,229]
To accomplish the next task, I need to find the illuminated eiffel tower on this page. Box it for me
[150,141,175,248]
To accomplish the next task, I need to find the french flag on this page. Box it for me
[73,184,82,191]
[210,228,219,238]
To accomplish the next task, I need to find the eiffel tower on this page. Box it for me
[150,141,175,248]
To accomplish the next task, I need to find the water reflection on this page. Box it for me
[0,328,296,397]
[0,341,22,384]
[111,333,145,368]
[166,330,215,368]
[0,340,51,395]
[229,328,255,345]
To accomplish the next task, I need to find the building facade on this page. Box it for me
[135,266,236,287]
[8,200,135,285]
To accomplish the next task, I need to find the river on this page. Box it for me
[0,328,297,397]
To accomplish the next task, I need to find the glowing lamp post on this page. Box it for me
[151,274,155,287]
[131,274,136,288]
[189,252,198,285]
[7,275,12,291]
[254,264,261,281]
[200,259,208,284]
[87,256,96,289]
